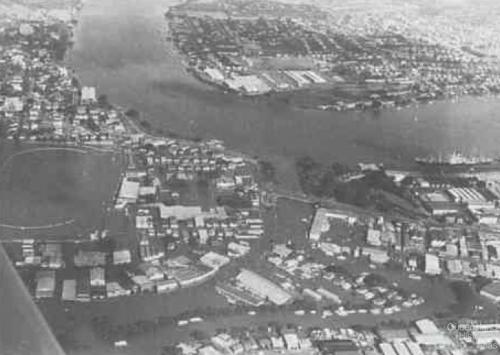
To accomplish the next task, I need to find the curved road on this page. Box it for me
[0,219,76,231]
[0,147,88,172]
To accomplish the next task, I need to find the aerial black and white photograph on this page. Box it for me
[3,0,500,354]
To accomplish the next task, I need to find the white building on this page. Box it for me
[447,187,494,210]
[405,342,425,355]
[116,178,140,207]
[156,279,179,293]
[199,229,209,245]
[309,208,357,241]
[424,254,441,275]
[362,247,390,264]
[412,333,454,347]
[90,267,105,287]
[415,319,440,334]
[35,270,56,299]
[367,228,382,246]
[282,333,300,350]
[62,280,77,301]
[472,330,500,346]
[200,252,230,270]
[236,269,293,305]
[3,96,23,112]
[316,287,341,304]
[199,346,223,355]
[392,342,411,355]
[106,282,131,298]
[380,343,397,355]
[113,250,132,265]
[303,288,323,302]
[81,86,96,104]
[228,242,250,257]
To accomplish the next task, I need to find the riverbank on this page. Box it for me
[164,0,500,116]
[66,1,500,184]
[20,0,500,354]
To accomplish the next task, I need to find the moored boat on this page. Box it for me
[415,151,493,166]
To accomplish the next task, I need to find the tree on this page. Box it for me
[363,273,388,287]
[258,160,276,183]
[330,162,350,176]
[190,329,208,341]
[216,194,252,209]
[162,345,182,355]
[97,94,112,109]
[295,156,330,196]
[140,120,151,130]
[125,108,140,119]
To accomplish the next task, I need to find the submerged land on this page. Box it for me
[4,1,500,355]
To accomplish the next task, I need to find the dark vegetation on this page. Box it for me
[97,94,113,110]
[295,156,403,209]
[217,194,252,209]
[124,108,197,140]
[363,273,388,287]
[140,120,151,130]
[125,108,140,119]
[46,23,73,61]
[258,160,276,183]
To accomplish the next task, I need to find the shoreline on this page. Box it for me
[162,3,500,115]
[23,0,500,196]
[5,3,500,355]
[173,58,500,116]
[63,0,500,173]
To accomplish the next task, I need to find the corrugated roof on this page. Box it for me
[481,281,500,297]
[415,318,440,334]
[236,269,292,305]
[118,179,140,201]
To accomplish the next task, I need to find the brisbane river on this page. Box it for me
[67,0,500,180]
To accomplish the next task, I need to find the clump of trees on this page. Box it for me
[162,345,182,355]
[216,194,252,209]
[258,160,277,183]
[97,94,113,110]
[140,120,151,130]
[295,156,402,208]
[363,273,388,287]
[125,108,140,119]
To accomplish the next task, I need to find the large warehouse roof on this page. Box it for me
[118,178,140,201]
[236,268,292,305]
[153,204,227,220]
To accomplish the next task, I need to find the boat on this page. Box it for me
[415,151,493,166]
